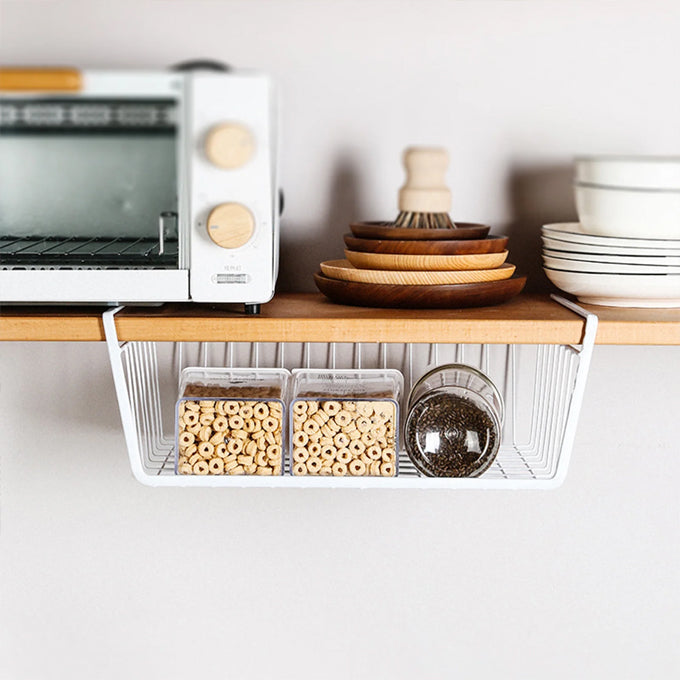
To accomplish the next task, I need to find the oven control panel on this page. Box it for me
[186,72,277,304]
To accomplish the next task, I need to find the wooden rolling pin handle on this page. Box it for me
[398,147,452,213]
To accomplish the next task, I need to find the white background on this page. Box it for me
[1,1,679,678]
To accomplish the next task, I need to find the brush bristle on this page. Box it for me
[394,212,456,229]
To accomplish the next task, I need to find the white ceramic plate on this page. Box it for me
[542,222,680,248]
[544,267,680,307]
[543,249,680,266]
[542,235,680,257]
[543,255,680,274]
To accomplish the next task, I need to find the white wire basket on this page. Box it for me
[103,296,597,489]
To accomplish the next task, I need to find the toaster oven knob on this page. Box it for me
[205,123,254,169]
[206,203,255,248]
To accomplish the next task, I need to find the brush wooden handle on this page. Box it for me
[398,147,451,213]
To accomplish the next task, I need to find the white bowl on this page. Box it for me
[575,183,680,239]
[542,223,680,248]
[543,247,680,266]
[542,234,680,256]
[544,267,680,307]
[575,156,680,190]
[543,254,680,274]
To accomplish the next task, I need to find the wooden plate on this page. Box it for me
[314,272,527,309]
[350,221,490,241]
[345,249,508,271]
[344,233,508,255]
[320,259,515,285]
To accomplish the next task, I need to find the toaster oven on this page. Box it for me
[0,65,279,313]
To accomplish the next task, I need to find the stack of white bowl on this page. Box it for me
[543,156,680,307]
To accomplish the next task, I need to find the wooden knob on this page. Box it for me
[205,123,255,169]
[398,147,451,213]
[206,203,255,249]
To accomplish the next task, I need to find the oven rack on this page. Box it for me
[0,235,178,268]
[103,297,597,489]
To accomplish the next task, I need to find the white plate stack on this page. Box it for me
[543,156,680,307]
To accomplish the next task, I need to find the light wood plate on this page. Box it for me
[344,233,509,255]
[320,259,515,285]
[345,249,508,271]
[314,272,527,309]
[350,221,490,241]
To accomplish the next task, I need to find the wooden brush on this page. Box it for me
[395,147,456,229]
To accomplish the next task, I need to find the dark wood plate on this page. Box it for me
[350,221,490,241]
[344,233,508,255]
[313,272,527,309]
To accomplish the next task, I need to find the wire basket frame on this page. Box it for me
[103,296,597,489]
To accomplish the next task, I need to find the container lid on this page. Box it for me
[291,368,403,400]
[575,156,680,190]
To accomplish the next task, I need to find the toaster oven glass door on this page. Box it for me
[0,97,178,269]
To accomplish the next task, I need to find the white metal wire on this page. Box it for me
[103,296,598,488]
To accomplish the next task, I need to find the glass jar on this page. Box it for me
[404,364,503,477]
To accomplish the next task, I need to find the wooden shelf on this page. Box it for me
[1,293,680,345]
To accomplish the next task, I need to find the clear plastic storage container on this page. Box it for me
[175,367,290,476]
[289,369,403,477]
[404,364,503,477]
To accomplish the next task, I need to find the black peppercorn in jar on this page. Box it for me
[404,364,503,477]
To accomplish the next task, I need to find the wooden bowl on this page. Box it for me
[344,249,508,271]
[313,272,527,309]
[350,221,490,241]
[343,233,508,255]
[320,259,515,285]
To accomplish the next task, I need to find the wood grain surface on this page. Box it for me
[314,272,527,309]
[343,233,509,255]
[350,221,490,241]
[320,260,515,285]
[344,249,508,271]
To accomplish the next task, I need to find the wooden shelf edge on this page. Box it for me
[1,293,679,345]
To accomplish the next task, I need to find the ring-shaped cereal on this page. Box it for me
[215,442,228,458]
[355,416,371,433]
[198,441,214,458]
[312,411,329,425]
[212,415,229,432]
[188,453,202,466]
[302,419,320,435]
[215,401,227,415]
[243,418,256,433]
[199,412,215,426]
[292,430,309,447]
[292,462,307,476]
[349,459,367,476]
[293,447,309,463]
[183,410,199,426]
[197,426,211,442]
[322,401,342,416]
[233,429,248,440]
[227,438,244,455]
[382,448,396,463]
[179,431,195,447]
[193,460,210,475]
[349,439,366,455]
[336,448,351,464]
[320,444,336,458]
[293,401,308,416]
[179,462,193,475]
[333,432,350,448]
[266,444,282,459]
[198,400,215,409]
[208,457,225,474]
[369,461,382,476]
[187,423,201,435]
[334,410,352,428]
[245,440,258,456]
[253,402,270,420]
[306,457,322,474]
[254,451,268,467]
[228,415,244,430]
[361,431,376,446]
[262,416,278,433]
[332,461,348,476]
[319,466,333,476]
[210,431,226,446]
[239,404,254,419]
[224,401,240,416]
[366,444,382,460]
[380,462,395,477]
[308,442,322,456]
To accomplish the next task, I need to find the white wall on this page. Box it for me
[1,2,679,678]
